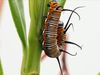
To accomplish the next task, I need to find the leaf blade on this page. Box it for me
[9,0,27,47]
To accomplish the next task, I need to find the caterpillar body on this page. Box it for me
[43,1,82,75]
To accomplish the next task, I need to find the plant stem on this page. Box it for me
[21,45,28,75]
[23,0,50,75]
[25,21,42,75]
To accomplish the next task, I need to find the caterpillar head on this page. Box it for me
[48,1,62,13]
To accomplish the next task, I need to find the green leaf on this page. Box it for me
[8,1,28,74]
[58,0,66,8]
[8,0,27,47]
[0,60,3,75]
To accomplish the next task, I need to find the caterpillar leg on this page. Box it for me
[64,23,74,34]
[60,49,77,56]
[64,41,82,49]
[56,57,63,75]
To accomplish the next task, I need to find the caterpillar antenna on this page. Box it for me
[64,6,84,30]
[62,9,80,20]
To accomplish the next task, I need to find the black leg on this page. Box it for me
[62,9,80,20]
[64,23,74,34]
[64,6,83,30]
[64,41,82,49]
[56,57,63,75]
[60,49,77,56]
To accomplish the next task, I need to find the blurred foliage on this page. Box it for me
[98,72,100,75]
[0,60,3,75]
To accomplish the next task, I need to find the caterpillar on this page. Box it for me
[43,1,82,75]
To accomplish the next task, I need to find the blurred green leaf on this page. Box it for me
[8,0,27,47]
[0,60,3,75]
[98,72,100,75]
